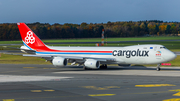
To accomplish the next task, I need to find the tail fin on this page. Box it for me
[17,23,46,50]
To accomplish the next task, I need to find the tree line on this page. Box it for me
[0,20,179,40]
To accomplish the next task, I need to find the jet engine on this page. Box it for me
[118,64,131,67]
[84,59,100,69]
[52,57,67,67]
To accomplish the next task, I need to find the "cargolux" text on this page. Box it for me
[112,49,149,58]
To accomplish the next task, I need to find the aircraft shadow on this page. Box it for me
[106,66,180,71]
[56,66,180,71]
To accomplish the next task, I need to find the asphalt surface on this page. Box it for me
[0,64,180,101]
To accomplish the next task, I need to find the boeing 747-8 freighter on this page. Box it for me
[17,23,177,71]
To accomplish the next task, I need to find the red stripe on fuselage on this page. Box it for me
[32,45,112,53]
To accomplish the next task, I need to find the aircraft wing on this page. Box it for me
[22,54,121,62]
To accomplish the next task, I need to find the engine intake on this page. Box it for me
[84,59,100,69]
[52,57,67,67]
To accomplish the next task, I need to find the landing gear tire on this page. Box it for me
[100,64,107,69]
[83,66,88,70]
[157,67,161,71]
[156,64,161,71]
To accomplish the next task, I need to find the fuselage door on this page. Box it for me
[154,46,157,51]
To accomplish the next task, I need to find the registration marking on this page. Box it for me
[135,84,176,87]
[88,94,116,96]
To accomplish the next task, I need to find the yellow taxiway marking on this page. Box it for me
[163,98,180,101]
[44,90,55,92]
[173,92,180,96]
[81,86,120,90]
[83,86,107,90]
[125,91,170,95]
[135,84,176,87]
[23,67,36,69]
[3,99,15,101]
[104,86,120,89]
[31,90,42,92]
[169,89,180,92]
[169,89,180,97]
[50,68,56,69]
[88,94,116,97]
[43,68,49,69]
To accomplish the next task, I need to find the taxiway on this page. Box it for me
[0,64,180,101]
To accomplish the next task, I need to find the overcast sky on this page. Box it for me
[0,0,180,24]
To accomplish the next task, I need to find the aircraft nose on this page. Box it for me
[171,52,177,60]
[164,51,177,61]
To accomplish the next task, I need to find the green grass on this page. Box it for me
[1,41,180,52]
[0,40,22,44]
[168,55,180,66]
[0,54,51,65]
[48,41,180,51]
[0,53,180,67]
[43,36,180,43]
[0,36,180,44]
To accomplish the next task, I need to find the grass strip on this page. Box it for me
[0,36,180,44]
[0,53,180,67]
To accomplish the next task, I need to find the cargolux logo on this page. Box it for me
[156,51,161,56]
[112,49,149,58]
[25,31,35,44]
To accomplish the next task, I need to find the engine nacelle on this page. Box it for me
[118,64,131,67]
[52,57,67,67]
[84,59,100,69]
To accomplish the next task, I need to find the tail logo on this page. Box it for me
[25,31,35,44]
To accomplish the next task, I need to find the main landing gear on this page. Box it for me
[100,64,107,69]
[156,64,161,71]
[83,64,108,70]
[83,66,88,70]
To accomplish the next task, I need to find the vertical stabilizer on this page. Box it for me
[17,23,46,50]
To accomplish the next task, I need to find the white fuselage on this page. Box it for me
[34,44,176,65]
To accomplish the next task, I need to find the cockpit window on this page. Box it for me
[160,47,166,49]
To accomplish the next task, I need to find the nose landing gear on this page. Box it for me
[156,64,161,71]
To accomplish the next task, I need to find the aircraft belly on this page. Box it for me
[135,58,146,64]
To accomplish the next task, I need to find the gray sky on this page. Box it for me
[0,0,179,24]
